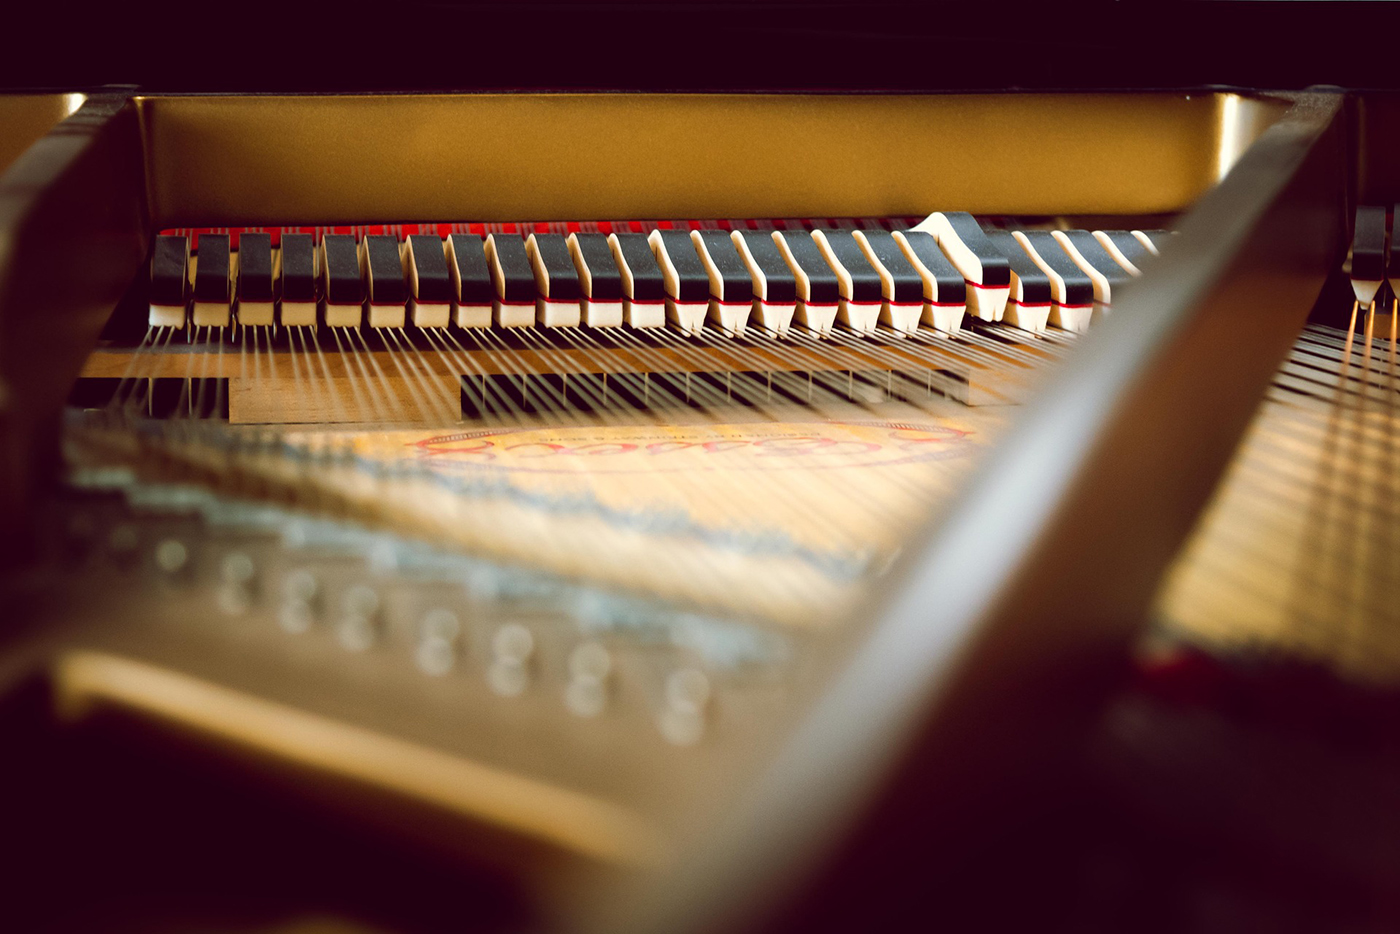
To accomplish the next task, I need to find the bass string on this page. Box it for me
[1276,306,1400,664]
[1176,318,1389,530]
[1155,311,1400,679]
[1330,305,1397,638]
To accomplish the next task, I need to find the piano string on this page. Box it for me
[1156,205,1400,685]
[67,212,1163,626]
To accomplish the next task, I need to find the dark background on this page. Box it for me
[6,1,1400,94]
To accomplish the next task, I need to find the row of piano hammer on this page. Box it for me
[148,213,1168,339]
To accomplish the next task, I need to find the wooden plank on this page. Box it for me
[77,331,1049,419]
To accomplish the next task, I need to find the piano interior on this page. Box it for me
[2,75,1398,931]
